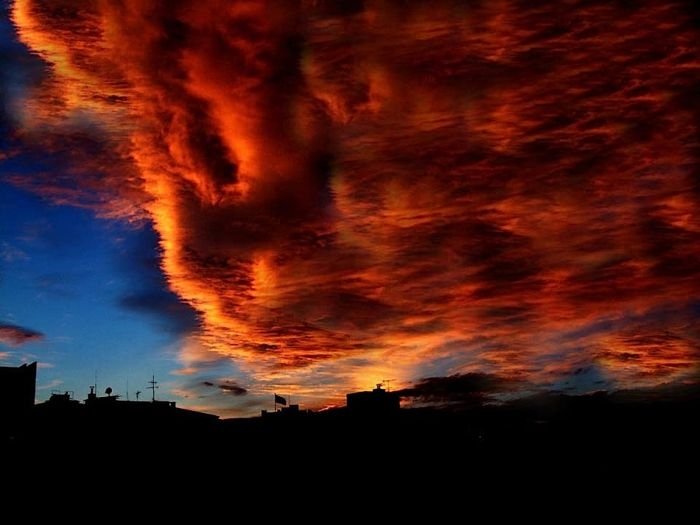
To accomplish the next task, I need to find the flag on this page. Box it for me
[274,393,287,406]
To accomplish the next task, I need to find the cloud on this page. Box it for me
[0,323,44,346]
[119,291,199,335]
[114,224,200,335]
[5,0,700,407]
[201,379,247,396]
[217,382,247,396]
[37,379,62,391]
[218,383,248,396]
[0,242,28,262]
[397,372,523,407]
[170,375,254,416]
[594,325,700,383]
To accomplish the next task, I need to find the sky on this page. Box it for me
[1,0,699,416]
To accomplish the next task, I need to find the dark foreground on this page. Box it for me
[4,388,699,493]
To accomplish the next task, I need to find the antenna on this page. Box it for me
[382,379,396,392]
[147,374,159,402]
[135,390,141,401]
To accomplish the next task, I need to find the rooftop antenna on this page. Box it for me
[147,374,159,402]
[382,379,396,392]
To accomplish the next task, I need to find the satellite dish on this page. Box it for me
[105,387,113,396]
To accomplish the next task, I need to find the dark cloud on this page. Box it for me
[0,323,44,346]
[217,382,247,396]
[550,364,613,393]
[119,291,199,335]
[114,224,199,335]
[397,373,522,407]
[173,376,250,415]
[199,379,247,395]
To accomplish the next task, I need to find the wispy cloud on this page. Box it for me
[0,323,44,346]
[0,242,28,262]
[37,378,62,391]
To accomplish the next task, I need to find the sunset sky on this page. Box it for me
[1,0,699,416]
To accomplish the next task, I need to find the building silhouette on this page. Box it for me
[346,384,400,414]
[34,386,218,425]
[0,362,36,439]
[262,403,308,418]
[0,362,36,414]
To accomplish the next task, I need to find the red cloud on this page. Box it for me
[9,0,700,402]
[0,323,44,347]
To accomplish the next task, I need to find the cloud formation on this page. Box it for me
[0,323,44,346]
[397,372,522,408]
[6,0,700,404]
[201,380,247,396]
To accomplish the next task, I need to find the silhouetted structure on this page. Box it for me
[47,391,79,406]
[34,387,218,424]
[0,362,36,415]
[262,404,309,418]
[5,370,700,484]
[347,384,400,414]
[0,362,36,439]
[26,386,219,452]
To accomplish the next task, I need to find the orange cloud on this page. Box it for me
[9,0,700,408]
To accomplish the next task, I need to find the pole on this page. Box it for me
[147,374,158,402]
